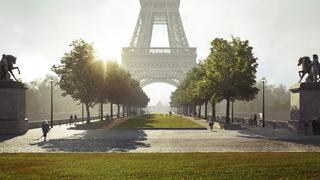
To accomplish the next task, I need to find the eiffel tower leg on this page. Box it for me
[167,12,189,48]
[130,11,154,48]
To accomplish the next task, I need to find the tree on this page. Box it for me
[205,37,258,123]
[52,39,99,123]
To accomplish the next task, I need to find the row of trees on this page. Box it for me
[52,39,149,123]
[26,75,81,120]
[170,37,259,124]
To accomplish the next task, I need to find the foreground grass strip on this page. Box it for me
[116,114,204,129]
[0,153,320,179]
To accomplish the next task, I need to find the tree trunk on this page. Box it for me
[198,105,201,118]
[122,105,125,117]
[127,106,130,116]
[110,103,113,120]
[85,103,90,124]
[117,104,120,118]
[100,102,103,121]
[226,98,230,124]
[204,101,208,120]
[211,101,216,119]
[231,101,234,123]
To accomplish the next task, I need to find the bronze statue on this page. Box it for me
[298,56,312,83]
[298,54,320,83]
[0,54,20,81]
[310,54,319,83]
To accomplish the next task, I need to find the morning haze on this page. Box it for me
[0,0,319,105]
[2,1,320,178]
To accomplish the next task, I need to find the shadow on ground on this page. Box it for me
[0,135,19,142]
[30,121,149,152]
[67,120,110,130]
[236,126,320,147]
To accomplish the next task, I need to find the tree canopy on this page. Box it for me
[171,37,258,123]
[52,39,149,123]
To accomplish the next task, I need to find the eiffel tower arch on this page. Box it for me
[122,0,197,87]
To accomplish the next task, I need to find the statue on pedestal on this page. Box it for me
[291,54,320,135]
[0,54,20,81]
[0,54,28,134]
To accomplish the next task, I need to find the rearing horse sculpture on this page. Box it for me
[298,56,312,83]
[0,54,20,81]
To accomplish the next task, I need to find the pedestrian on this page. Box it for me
[69,115,73,125]
[74,114,78,125]
[105,113,110,121]
[41,120,50,141]
[208,114,215,131]
[253,114,257,126]
[169,111,172,117]
[312,119,317,136]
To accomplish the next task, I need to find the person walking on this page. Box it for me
[208,114,215,131]
[69,115,73,125]
[105,113,110,121]
[253,114,257,126]
[74,114,78,125]
[41,120,50,141]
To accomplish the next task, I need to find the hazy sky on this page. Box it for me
[1,0,319,105]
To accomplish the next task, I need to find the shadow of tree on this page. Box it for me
[0,135,19,142]
[30,129,149,152]
[67,121,110,130]
[235,126,320,147]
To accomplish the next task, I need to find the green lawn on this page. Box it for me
[115,114,204,129]
[0,153,320,179]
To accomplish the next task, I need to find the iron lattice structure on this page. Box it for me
[122,0,197,87]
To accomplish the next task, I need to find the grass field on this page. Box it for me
[0,153,320,179]
[115,114,204,129]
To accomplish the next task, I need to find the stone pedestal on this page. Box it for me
[289,83,320,135]
[0,81,29,134]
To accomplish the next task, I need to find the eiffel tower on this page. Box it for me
[122,0,196,87]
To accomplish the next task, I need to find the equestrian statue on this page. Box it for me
[0,54,20,81]
[298,54,319,83]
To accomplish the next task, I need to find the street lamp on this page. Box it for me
[262,78,266,128]
[50,79,54,128]
[82,103,84,123]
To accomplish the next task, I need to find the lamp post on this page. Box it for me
[231,101,234,123]
[50,79,54,128]
[262,79,266,128]
[82,103,84,123]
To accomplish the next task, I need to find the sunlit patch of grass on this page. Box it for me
[0,153,320,179]
[115,114,204,129]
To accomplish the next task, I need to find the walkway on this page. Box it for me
[1,118,320,152]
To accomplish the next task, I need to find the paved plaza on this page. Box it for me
[1,118,320,153]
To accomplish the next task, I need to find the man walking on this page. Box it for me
[74,114,78,125]
[208,114,215,131]
[41,120,50,141]
[69,115,73,125]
